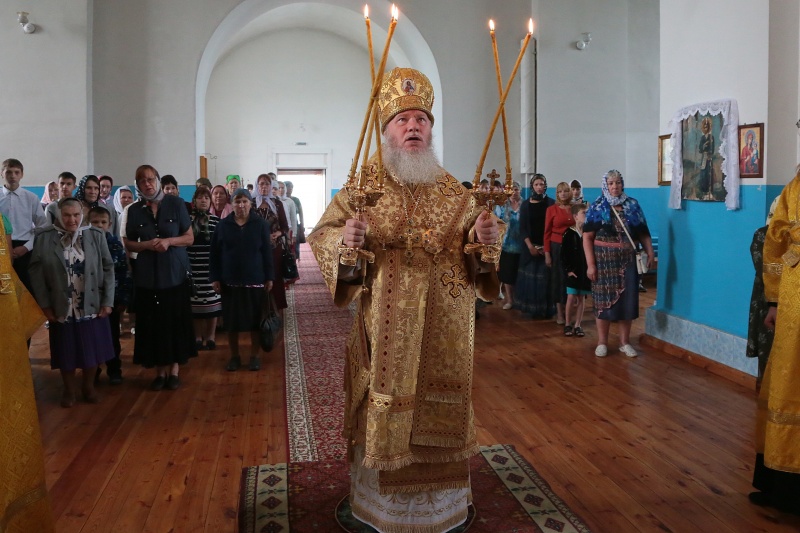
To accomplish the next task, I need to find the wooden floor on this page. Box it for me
[31,274,800,532]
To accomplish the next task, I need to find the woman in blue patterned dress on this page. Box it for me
[583,170,654,358]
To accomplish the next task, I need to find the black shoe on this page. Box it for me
[195,339,205,351]
[206,339,216,350]
[150,375,166,391]
[109,373,123,386]
[638,283,647,293]
[748,491,772,507]
[225,356,241,372]
[166,375,180,390]
[249,356,261,371]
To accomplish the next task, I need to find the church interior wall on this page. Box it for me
[649,0,771,375]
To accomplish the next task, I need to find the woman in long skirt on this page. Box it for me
[188,186,222,350]
[514,174,555,318]
[210,188,274,371]
[124,165,197,390]
[30,197,115,406]
[253,173,289,309]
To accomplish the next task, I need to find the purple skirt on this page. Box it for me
[48,317,115,372]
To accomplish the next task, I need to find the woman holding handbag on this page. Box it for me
[583,170,654,358]
[209,188,274,371]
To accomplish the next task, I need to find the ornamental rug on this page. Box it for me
[284,245,350,462]
[238,444,592,533]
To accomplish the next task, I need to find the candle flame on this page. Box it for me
[391,4,398,21]
[528,18,534,34]
[489,19,495,32]
[364,4,369,19]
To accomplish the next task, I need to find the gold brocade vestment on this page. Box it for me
[758,175,800,474]
[0,218,54,533]
[308,168,502,494]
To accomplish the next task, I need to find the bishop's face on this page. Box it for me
[383,110,432,153]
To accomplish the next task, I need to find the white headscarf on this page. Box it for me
[112,185,134,215]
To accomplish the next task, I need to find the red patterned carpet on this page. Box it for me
[284,245,349,461]
[239,444,591,532]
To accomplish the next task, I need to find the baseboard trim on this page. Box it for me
[639,333,756,391]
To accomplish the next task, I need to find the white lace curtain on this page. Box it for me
[668,99,740,210]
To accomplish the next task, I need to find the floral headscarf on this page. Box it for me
[529,173,548,201]
[600,170,628,207]
[584,170,648,237]
[54,197,88,247]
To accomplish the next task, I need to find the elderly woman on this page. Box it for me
[544,182,575,326]
[225,175,241,197]
[514,174,555,318]
[29,197,115,407]
[189,186,222,350]
[210,184,233,219]
[253,173,289,309]
[124,165,196,390]
[584,170,653,358]
[210,188,273,371]
[495,181,523,310]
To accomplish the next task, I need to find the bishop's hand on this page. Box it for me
[343,218,368,248]
[475,210,499,244]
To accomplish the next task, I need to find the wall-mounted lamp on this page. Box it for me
[17,11,36,34]
[575,32,591,50]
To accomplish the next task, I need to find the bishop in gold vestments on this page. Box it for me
[752,170,800,515]
[0,215,55,532]
[308,68,502,533]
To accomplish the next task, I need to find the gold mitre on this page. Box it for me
[379,67,435,130]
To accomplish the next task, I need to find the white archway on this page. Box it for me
[195,0,444,171]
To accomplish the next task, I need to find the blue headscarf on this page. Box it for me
[76,175,101,208]
[584,170,648,236]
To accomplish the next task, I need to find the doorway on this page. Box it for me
[277,168,326,235]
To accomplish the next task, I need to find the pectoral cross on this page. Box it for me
[404,225,421,265]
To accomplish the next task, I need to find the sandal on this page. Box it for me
[574,326,585,337]
[563,325,574,337]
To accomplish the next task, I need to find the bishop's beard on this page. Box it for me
[383,138,443,185]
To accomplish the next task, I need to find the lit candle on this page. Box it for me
[365,5,375,82]
[475,18,533,187]
[489,20,512,187]
[354,4,398,188]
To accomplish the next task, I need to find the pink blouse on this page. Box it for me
[543,204,574,253]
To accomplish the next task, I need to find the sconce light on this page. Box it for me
[17,11,36,34]
[575,32,591,50]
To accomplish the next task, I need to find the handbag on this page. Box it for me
[611,207,648,275]
[281,236,299,280]
[259,293,282,352]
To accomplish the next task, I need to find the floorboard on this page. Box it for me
[29,272,800,532]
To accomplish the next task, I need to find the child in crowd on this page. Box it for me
[89,206,132,384]
[570,179,584,205]
[561,203,591,337]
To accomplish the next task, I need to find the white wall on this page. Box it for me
[660,0,769,180]
[767,1,800,185]
[205,29,373,187]
[0,0,90,185]
[534,0,659,188]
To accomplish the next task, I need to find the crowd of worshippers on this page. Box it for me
[0,158,303,407]
[472,172,653,358]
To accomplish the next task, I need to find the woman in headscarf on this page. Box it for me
[210,185,233,219]
[41,180,58,208]
[112,185,135,217]
[514,173,555,318]
[29,197,115,407]
[277,180,299,283]
[124,165,196,391]
[188,186,222,350]
[544,182,575,328]
[225,174,241,197]
[210,188,273,371]
[583,170,654,358]
[253,173,289,309]
[76,175,118,235]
